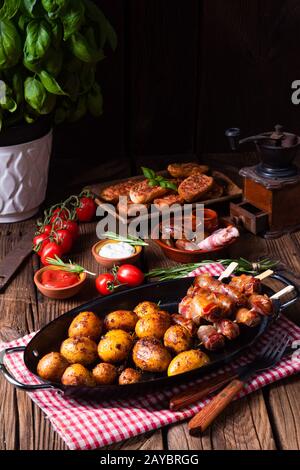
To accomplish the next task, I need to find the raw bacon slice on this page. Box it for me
[197,225,239,251]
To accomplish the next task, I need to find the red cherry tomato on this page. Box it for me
[40,242,63,266]
[56,229,73,254]
[116,265,144,287]
[42,224,52,235]
[95,273,116,296]
[33,233,50,255]
[50,207,69,224]
[76,197,96,222]
[60,219,79,240]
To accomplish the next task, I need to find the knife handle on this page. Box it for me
[188,379,245,435]
[169,371,238,411]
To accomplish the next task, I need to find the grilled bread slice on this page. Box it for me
[100,180,137,204]
[178,174,214,202]
[129,179,170,204]
[154,193,185,209]
[167,162,209,178]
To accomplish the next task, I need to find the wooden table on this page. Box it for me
[1,214,300,450]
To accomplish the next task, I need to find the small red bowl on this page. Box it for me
[34,266,87,300]
[154,220,238,263]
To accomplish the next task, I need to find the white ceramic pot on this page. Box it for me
[0,130,53,223]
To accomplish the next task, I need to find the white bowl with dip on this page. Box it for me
[91,239,143,268]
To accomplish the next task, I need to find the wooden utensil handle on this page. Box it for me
[188,379,245,435]
[170,371,238,411]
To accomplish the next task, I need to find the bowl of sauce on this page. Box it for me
[91,239,143,268]
[34,265,87,299]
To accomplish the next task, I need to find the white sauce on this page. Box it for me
[99,242,135,259]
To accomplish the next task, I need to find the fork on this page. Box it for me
[188,333,290,435]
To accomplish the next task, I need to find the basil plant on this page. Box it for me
[0,0,117,130]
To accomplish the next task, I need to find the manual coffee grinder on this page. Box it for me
[226,125,300,238]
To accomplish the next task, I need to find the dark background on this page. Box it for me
[51,0,300,190]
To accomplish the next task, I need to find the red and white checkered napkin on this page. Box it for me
[1,263,300,450]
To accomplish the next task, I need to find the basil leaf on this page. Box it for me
[0,20,22,69]
[159,181,168,188]
[164,181,178,191]
[24,20,51,62]
[39,70,68,95]
[68,95,86,122]
[24,76,47,112]
[142,167,156,179]
[23,56,41,72]
[148,179,158,187]
[51,20,63,48]
[43,47,63,77]
[39,91,56,114]
[62,0,84,41]
[62,72,80,100]
[22,0,41,17]
[79,64,95,92]
[87,82,103,117]
[84,0,117,51]
[12,72,24,105]
[42,0,67,18]
[69,32,104,63]
[0,0,21,20]
[156,175,164,182]
[0,80,17,112]
[18,14,30,31]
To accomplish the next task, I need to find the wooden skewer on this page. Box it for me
[255,269,274,280]
[270,285,295,300]
[218,262,239,281]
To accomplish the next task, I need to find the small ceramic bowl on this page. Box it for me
[34,265,87,300]
[203,208,219,233]
[91,239,143,269]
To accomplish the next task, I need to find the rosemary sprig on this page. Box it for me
[146,258,279,281]
[141,167,178,191]
[101,231,148,246]
[45,255,96,276]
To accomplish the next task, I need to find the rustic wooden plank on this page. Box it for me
[167,391,276,450]
[267,376,300,450]
[105,430,163,451]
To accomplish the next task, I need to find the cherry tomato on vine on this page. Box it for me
[50,207,69,224]
[56,229,73,254]
[76,197,96,222]
[116,265,144,287]
[60,219,79,240]
[33,233,50,255]
[40,242,63,266]
[42,224,52,235]
[95,273,116,296]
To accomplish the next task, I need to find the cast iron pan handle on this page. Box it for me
[270,273,299,310]
[0,346,55,391]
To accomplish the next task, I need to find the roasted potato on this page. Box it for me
[68,311,103,341]
[163,325,192,355]
[92,363,118,385]
[60,337,98,365]
[167,349,210,377]
[98,329,133,363]
[132,337,171,373]
[61,364,96,387]
[119,368,142,385]
[104,310,138,332]
[133,301,159,319]
[37,352,69,382]
[135,313,170,340]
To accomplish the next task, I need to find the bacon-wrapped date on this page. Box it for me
[235,308,261,327]
[171,314,197,337]
[214,319,240,340]
[192,273,247,306]
[229,274,261,295]
[197,325,225,351]
[248,294,273,316]
[189,289,234,324]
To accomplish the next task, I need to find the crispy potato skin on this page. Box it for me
[60,337,98,365]
[164,325,192,355]
[68,311,103,341]
[133,301,159,319]
[92,363,118,385]
[61,364,96,387]
[167,349,210,376]
[98,329,133,363]
[104,310,138,332]
[132,337,171,372]
[118,368,142,385]
[135,313,170,340]
[37,352,69,382]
